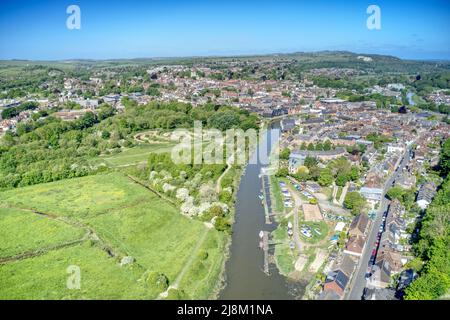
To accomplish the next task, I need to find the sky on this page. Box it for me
[0,0,449,60]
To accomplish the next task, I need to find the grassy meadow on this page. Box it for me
[0,172,225,300]
[98,143,176,167]
[0,208,85,258]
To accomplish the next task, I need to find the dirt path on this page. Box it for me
[127,175,178,207]
[216,154,234,194]
[0,206,118,264]
[338,183,349,206]
[158,228,209,299]
[286,184,304,251]
[133,130,172,144]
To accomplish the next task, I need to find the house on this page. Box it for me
[387,199,405,219]
[288,153,307,174]
[344,235,366,257]
[281,118,296,132]
[395,171,416,190]
[323,270,349,297]
[360,186,383,202]
[318,289,342,300]
[363,288,398,300]
[53,109,90,121]
[322,254,357,298]
[288,148,347,173]
[416,182,437,209]
[369,251,403,288]
[387,144,404,154]
[348,214,370,238]
[103,94,121,105]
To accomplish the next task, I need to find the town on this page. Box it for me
[0,51,449,301]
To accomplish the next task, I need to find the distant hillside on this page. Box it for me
[1,51,449,71]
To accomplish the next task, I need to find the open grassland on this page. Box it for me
[272,223,296,275]
[299,221,329,244]
[0,242,151,300]
[0,173,225,300]
[0,208,85,258]
[98,143,175,167]
[270,176,285,213]
[0,173,150,218]
[177,230,227,299]
[86,203,206,283]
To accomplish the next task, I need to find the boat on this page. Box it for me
[258,194,264,200]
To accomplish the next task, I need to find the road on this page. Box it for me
[347,147,412,300]
[286,183,304,250]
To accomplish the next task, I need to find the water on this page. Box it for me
[220,123,305,300]
[407,92,415,106]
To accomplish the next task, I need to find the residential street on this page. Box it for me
[347,148,412,300]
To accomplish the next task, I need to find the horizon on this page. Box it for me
[0,0,449,61]
[1,50,450,63]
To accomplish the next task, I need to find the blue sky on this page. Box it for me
[0,0,449,60]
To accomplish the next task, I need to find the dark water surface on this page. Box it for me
[220,125,306,300]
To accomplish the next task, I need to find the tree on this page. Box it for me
[304,156,318,169]
[146,272,169,292]
[75,112,97,129]
[208,111,240,131]
[439,138,450,176]
[335,173,349,187]
[318,168,333,187]
[97,103,116,121]
[215,216,231,233]
[350,166,360,181]
[323,140,332,151]
[101,130,111,139]
[276,167,289,177]
[295,166,310,182]
[280,148,291,160]
[344,192,367,215]
[386,186,405,201]
[1,101,39,119]
[147,87,161,97]
[332,157,351,177]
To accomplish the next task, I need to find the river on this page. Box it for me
[407,92,416,106]
[220,122,306,300]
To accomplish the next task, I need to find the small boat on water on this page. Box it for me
[259,230,265,239]
[258,194,264,200]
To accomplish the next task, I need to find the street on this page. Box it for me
[347,147,412,300]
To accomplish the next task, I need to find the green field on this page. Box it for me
[0,173,225,300]
[98,143,175,167]
[272,221,296,276]
[336,186,343,201]
[270,176,286,214]
[0,243,150,300]
[0,173,150,218]
[0,208,85,258]
[299,221,329,244]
